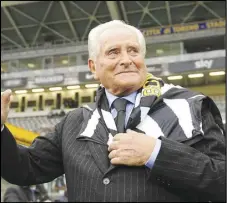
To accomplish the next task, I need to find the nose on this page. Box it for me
[120,52,132,67]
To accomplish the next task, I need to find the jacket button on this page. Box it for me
[103,178,110,185]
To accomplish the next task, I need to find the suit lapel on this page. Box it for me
[87,139,110,174]
[75,106,113,174]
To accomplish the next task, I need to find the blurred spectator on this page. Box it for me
[63,98,78,109]
[3,184,51,202]
[54,190,68,202]
[54,175,66,192]
[59,109,66,117]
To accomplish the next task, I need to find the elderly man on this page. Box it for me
[1,20,225,202]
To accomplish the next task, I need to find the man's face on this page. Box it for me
[89,28,147,96]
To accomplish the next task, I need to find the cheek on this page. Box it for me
[96,62,112,80]
[133,58,146,71]
[100,61,117,73]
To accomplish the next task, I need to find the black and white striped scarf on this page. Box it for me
[97,73,164,137]
[78,73,212,146]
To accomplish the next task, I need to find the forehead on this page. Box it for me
[99,28,139,49]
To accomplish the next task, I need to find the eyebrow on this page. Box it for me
[105,43,139,51]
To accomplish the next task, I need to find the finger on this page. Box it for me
[109,147,133,159]
[108,141,119,151]
[108,149,118,159]
[110,157,124,165]
[113,133,126,141]
[111,154,136,166]
[113,134,133,144]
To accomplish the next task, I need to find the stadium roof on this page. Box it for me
[1,1,225,50]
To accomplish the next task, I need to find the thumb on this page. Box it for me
[1,89,12,105]
[126,129,137,134]
[1,89,12,125]
[126,129,145,136]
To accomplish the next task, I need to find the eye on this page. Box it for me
[109,49,119,55]
[128,47,139,55]
[107,49,119,58]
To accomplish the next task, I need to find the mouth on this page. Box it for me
[116,71,137,75]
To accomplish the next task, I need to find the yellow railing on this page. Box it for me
[5,123,39,146]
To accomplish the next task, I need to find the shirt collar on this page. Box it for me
[105,89,137,109]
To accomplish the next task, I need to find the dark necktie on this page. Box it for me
[113,98,128,133]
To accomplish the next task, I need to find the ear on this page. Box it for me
[88,59,99,80]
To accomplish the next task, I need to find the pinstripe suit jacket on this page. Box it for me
[1,87,226,202]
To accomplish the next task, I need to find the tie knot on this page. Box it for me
[113,98,128,112]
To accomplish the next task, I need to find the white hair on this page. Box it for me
[88,20,146,60]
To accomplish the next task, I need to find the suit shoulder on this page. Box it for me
[66,105,94,117]
[66,107,84,117]
[62,106,94,124]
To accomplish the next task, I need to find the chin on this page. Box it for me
[119,76,142,85]
[118,80,142,92]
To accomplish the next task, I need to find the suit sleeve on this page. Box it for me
[151,99,226,201]
[1,113,70,186]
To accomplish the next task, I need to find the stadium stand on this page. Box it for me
[1,1,226,201]
[7,116,62,132]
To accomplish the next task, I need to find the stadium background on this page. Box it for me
[1,1,226,201]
